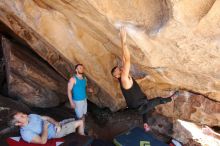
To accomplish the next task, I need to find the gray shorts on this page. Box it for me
[74,99,87,119]
[54,118,77,138]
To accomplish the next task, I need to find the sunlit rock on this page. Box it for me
[0,1,219,128]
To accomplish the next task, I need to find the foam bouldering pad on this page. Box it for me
[113,127,168,146]
[6,133,93,146]
[6,137,64,146]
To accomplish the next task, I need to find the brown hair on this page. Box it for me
[75,64,83,70]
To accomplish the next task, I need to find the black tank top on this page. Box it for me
[119,77,146,108]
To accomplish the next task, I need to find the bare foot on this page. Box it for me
[144,123,151,132]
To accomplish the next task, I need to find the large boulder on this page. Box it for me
[2,36,67,107]
[0,0,219,128]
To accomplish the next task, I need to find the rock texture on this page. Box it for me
[157,91,220,126]
[173,120,220,146]
[0,0,219,127]
[2,36,67,107]
[0,95,30,136]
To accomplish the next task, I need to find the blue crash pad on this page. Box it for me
[113,127,168,146]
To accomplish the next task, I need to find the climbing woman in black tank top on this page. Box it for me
[111,27,179,132]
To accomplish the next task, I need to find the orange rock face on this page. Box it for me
[0,0,219,127]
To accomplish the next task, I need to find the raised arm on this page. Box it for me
[120,27,130,80]
[67,77,75,109]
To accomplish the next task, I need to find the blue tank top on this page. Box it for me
[72,75,87,101]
